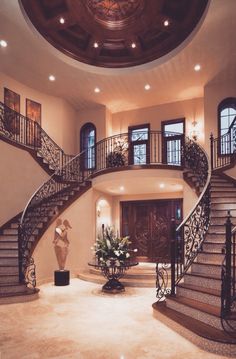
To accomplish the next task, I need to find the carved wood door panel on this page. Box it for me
[121,199,182,262]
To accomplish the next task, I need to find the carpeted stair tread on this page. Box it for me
[167,296,221,317]
[178,283,220,297]
[153,302,236,344]
[185,271,220,280]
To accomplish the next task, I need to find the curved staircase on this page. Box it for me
[154,173,236,353]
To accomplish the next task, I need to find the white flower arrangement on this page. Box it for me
[92,226,138,266]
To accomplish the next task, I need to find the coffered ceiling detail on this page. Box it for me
[20,0,209,68]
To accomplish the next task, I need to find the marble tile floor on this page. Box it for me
[0,279,230,359]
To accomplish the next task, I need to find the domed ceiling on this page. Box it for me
[20,0,209,68]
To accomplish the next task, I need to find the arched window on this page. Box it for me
[80,123,96,169]
[218,98,236,154]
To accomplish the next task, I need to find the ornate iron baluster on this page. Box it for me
[221,211,236,336]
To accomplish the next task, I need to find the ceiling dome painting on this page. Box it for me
[20,0,209,68]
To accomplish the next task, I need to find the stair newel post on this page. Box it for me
[170,217,176,296]
[224,210,232,314]
[210,133,214,171]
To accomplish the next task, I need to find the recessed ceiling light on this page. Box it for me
[0,40,8,48]
[194,64,201,72]
[94,87,100,93]
[164,20,169,27]
[49,75,56,81]
[144,84,151,90]
[131,42,136,48]
[59,17,65,24]
[94,42,99,48]
[119,186,124,191]
[159,183,165,189]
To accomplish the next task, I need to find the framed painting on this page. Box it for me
[4,87,20,112]
[26,99,41,147]
[26,98,41,125]
[4,88,20,134]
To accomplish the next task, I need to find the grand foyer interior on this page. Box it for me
[1,0,236,357]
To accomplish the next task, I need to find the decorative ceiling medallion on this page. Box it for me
[20,0,209,69]
[86,0,142,22]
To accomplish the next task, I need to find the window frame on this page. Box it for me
[218,98,236,156]
[80,122,96,170]
[128,123,150,165]
[161,118,185,165]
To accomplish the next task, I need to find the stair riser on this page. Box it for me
[211,191,236,197]
[211,210,236,217]
[0,235,18,241]
[211,198,236,204]
[212,203,236,210]
[184,275,221,290]
[177,286,221,307]
[205,233,225,243]
[10,223,19,229]
[191,263,221,277]
[3,229,18,235]
[89,268,156,280]
[0,276,19,284]
[0,285,26,295]
[0,258,18,266]
[208,226,225,233]
[0,267,19,275]
[210,218,228,225]
[202,243,224,252]
[197,253,224,264]
[211,187,236,192]
[0,242,18,250]
[166,299,222,330]
[0,250,18,258]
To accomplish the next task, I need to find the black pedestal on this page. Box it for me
[54,270,70,286]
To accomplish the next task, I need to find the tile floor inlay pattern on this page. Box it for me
[0,279,230,359]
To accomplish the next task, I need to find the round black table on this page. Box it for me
[88,260,138,293]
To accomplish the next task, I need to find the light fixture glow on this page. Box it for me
[159,183,165,189]
[94,87,100,93]
[0,40,7,48]
[164,20,169,27]
[194,64,201,72]
[144,84,151,90]
[59,17,65,24]
[131,42,136,48]
[49,75,56,81]
[119,186,124,191]
[94,42,99,48]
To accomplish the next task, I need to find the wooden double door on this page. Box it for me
[121,199,182,262]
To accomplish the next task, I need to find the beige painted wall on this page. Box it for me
[0,141,49,225]
[0,72,78,154]
[204,81,236,154]
[112,97,205,145]
[34,188,113,284]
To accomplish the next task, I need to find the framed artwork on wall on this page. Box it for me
[26,99,42,146]
[26,98,41,125]
[4,87,20,112]
[4,88,20,134]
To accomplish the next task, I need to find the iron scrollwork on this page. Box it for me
[156,263,171,301]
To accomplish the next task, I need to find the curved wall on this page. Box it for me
[0,141,49,225]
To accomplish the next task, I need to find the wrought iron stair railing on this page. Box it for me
[156,138,211,300]
[18,130,184,288]
[0,101,73,173]
[221,212,236,336]
[211,116,236,171]
[18,149,92,288]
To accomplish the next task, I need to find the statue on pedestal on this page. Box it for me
[53,219,72,270]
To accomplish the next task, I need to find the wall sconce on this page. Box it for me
[190,120,199,141]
